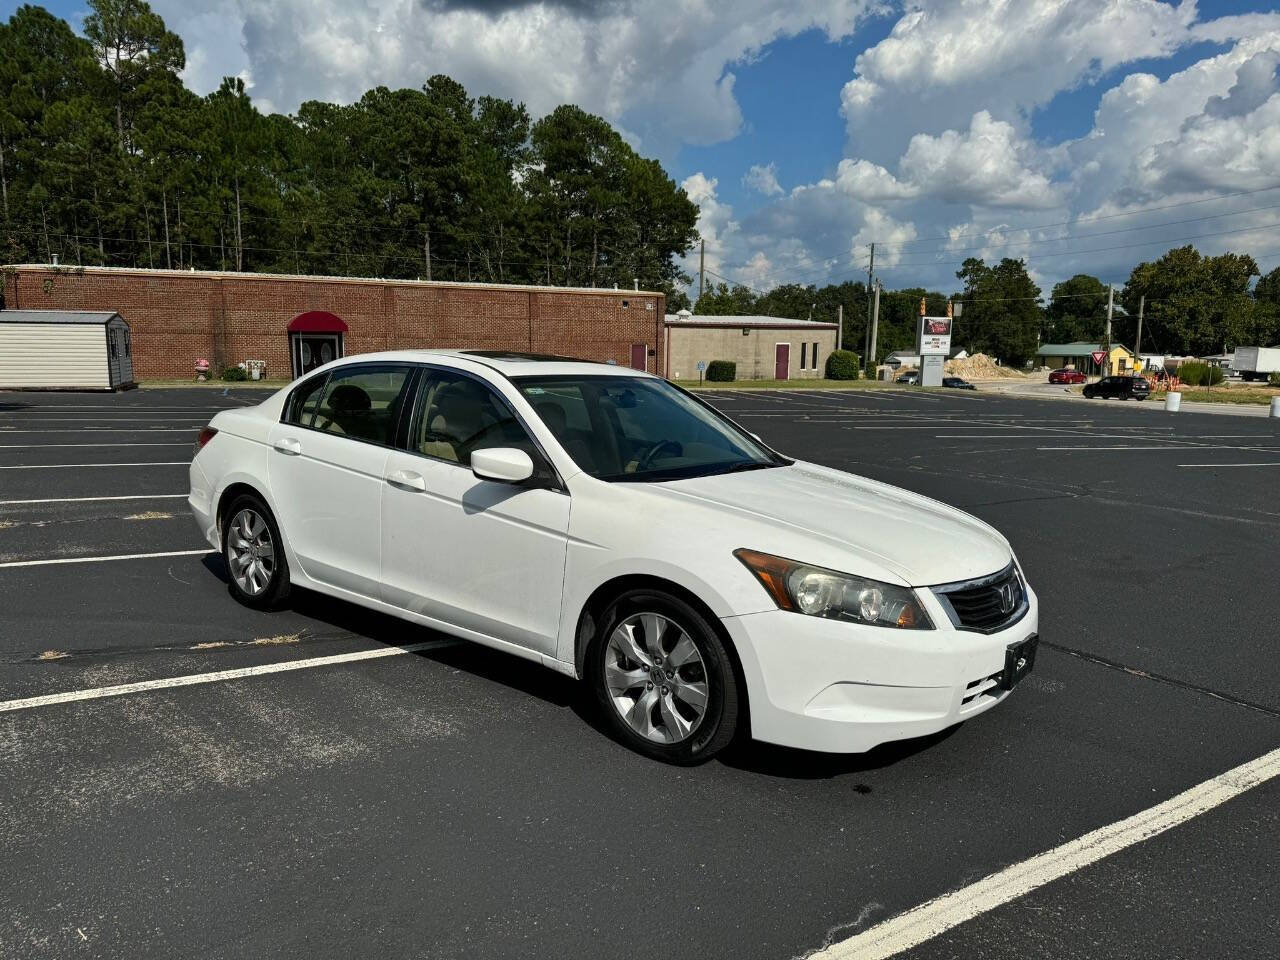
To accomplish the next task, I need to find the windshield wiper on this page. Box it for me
[717,460,780,475]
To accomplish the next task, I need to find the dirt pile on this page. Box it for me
[945,353,1027,379]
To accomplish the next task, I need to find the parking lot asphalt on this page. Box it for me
[2,385,1277,959]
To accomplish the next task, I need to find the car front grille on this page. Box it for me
[931,563,1028,634]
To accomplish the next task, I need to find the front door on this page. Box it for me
[630,343,648,371]
[291,333,342,379]
[775,343,790,380]
[380,367,570,655]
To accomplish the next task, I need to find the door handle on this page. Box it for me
[386,469,426,492]
[273,437,302,456]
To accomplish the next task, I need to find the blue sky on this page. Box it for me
[8,0,1280,297]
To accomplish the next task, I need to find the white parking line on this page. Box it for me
[1178,462,1280,468]
[0,549,212,569]
[0,461,189,470]
[0,638,457,713]
[0,493,188,506]
[815,745,1280,960]
[0,442,191,449]
[1037,445,1254,451]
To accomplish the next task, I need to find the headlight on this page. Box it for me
[734,549,933,629]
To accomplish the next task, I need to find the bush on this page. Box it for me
[825,349,861,380]
[1269,371,1280,388]
[220,365,249,382]
[705,360,736,382]
[1177,362,1223,386]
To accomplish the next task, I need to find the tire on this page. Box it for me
[587,590,740,765]
[221,493,291,610]
[1083,389,1094,399]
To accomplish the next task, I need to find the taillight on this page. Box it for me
[195,426,218,455]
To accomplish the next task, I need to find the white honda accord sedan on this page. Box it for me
[189,350,1038,764]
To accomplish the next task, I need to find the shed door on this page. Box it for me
[775,343,790,380]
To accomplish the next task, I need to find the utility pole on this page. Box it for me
[424,230,432,282]
[1102,283,1114,378]
[869,279,882,378]
[1134,294,1144,363]
[836,304,843,352]
[864,243,875,373]
[698,238,706,302]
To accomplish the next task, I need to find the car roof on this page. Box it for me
[315,349,654,380]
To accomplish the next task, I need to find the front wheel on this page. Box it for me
[222,493,291,609]
[588,590,740,764]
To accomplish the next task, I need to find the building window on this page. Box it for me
[812,342,819,371]
[800,343,808,370]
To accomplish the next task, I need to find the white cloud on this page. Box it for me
[840,0,1196,163]
[154,0,880,154]
[743,162,784,196]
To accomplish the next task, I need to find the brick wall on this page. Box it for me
[4,266,665,381]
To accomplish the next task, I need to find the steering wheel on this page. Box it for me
[456,418,515,457]
[634,439,683,473]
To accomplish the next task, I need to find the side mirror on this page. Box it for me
[471,447,535,484]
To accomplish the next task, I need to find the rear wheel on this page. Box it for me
[588,590,740,764]
[222,494,291,610]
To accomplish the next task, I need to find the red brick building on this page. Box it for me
[1,265,665,381]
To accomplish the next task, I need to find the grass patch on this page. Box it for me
[1178,384,1280,406]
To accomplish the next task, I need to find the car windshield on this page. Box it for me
[515,375,786,482]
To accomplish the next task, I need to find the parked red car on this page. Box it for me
[1049,368,1087,384]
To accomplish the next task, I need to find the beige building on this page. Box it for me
[663,311,839,381]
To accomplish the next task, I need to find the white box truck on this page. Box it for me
[1232,346,1280,381]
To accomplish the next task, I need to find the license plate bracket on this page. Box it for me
[999,634,1038,691]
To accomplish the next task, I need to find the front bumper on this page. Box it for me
[721,584,1039,753]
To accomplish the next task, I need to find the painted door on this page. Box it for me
[292,334,342,378]
[379,367,570,656]
[630,343,648,371]
[775,343,790,380]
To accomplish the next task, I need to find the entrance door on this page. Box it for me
[291,333,342,379]
[775,343,790,380]
[630,343,648,371]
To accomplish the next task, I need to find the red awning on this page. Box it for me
[287,311,348,333]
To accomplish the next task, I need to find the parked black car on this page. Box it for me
[942,376,976,390]
[1083,375,1150,400]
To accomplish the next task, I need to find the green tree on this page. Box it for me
[693,281,758,315]
[1120,246,1264,355]
[83,0,184,153]
[953,258,1042,364]
[1045,274,1108,344]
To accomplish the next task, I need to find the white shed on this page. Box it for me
[0,310,135,390]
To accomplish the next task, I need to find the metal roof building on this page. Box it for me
[0,310,135,390]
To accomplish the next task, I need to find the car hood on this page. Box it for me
[653,461,1011,587]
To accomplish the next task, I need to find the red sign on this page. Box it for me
[1091,350,1108,366]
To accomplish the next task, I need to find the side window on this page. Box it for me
[124,331,131,357]
[800,343,808,370]
[412,370,551,480]
[312,365,413,445]
[285,373,329,427]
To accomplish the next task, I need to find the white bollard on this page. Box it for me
[1165,391,1182,412]
[1271,396,1280,419]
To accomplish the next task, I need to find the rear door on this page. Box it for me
[267,363,414,599]
[775,343,790,379]
[379,366,570,655]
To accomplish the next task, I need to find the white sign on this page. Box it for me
[919,316,953,356]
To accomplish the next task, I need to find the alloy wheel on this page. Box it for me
[227,508,275,596]
[603,612,710,744]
